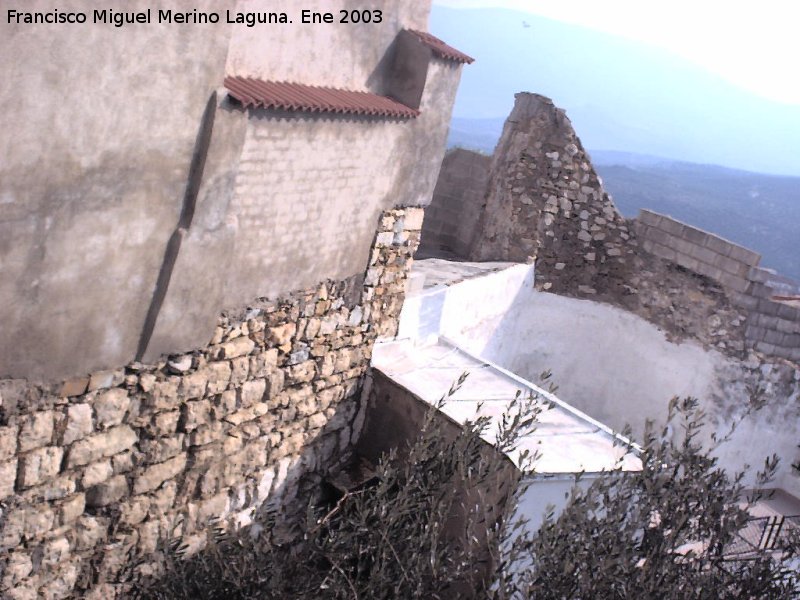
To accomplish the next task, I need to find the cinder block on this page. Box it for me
[757,298,782,316]
[703,234,734,257]
[658,216,686,237]
[764,329,784,345]
[683,226,710,247]
[745,324,766,342]
[727,244,761,267]
[690,242,718,270]
[637,209,662,227]
[717,272,750,293]
[776,302,800,322]
[748,266,772,284]
[748,282,773,299]
[782,332,800,348]
[755,341,777,355]
[729,291,759,311]
[694,260,720,280]
[651,242,677,263]
[674,252,700,273]
[713,253,750,278]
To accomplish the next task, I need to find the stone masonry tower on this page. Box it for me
[470,93,637,299]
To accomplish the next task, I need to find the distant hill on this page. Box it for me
[430,6,800,176]
[590,155,800,281]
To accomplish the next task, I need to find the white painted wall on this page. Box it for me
[399,262,800,496]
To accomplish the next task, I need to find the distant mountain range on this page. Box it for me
[432,6,800,280]
[590,153,800,282]
[430,6,800,176]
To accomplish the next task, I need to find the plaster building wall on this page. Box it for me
[0,0,462,382]
[418,148,491,259]
[0,0,238,381]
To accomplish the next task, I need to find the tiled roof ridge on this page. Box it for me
[223,76,420,118]
[406,29,474,64]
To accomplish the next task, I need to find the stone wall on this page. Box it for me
[418,148,490,259]
[467,93,637,299]
[0,209,423,599]
[636,209,800,362]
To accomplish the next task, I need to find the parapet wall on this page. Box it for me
[0,209,422,599]
[636,209,800,362]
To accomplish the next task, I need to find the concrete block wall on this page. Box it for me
[0,208,423,599]
[636,209,800,362]
[418,148,491,259]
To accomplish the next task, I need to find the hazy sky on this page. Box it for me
[434,0,800,105]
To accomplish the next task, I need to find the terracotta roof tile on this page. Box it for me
[224,77,420,118]
[406,30,474,64]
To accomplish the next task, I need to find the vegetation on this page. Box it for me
[133,386,799,599]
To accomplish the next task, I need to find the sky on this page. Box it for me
[433,0,800,106]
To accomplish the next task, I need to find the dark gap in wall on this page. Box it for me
[136,92,218,361]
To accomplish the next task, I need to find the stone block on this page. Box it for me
[61,404,93,445]
[67,426,138,467]
[218,336,255,359]
[133,453,186,494]
[717,272,749,293]
[17,446,63,488]
[0,458,17,499]
[637,210,662,228]
[403,207,425,231]
[777,302,800,322]
[755,341,776,355]
[182,400,212,432]
[747,266,771,284]
[58,493,86,525]
[757,298,781,317]
[686,242,718,266]
[729,291,758,311]
[703,234,733,257]
[2,550,32,588]
[0,424,18,460]
[674,252,700,273]
[149,377,180,410]
[86,475,129,507]
[72,515,107,550]
[764,329,784,345]
[140,435,185,464]
[180,370,209,399]
[94,388,131,428]
[59,377,89,397]
[727,243,761,267]
[713,252,750,278]
[88,370,121,391]
[230,357,250,386]
[19,410,54,452]
[205,361,232,394]
[240,379,267,408]
[150,410,180,437]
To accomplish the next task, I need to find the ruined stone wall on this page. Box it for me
[468,93,637,299]
[636,209,800,362]
[418,148,490,259]
[0,209,422,600]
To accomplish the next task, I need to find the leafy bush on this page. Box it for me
[133,389,799,599]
